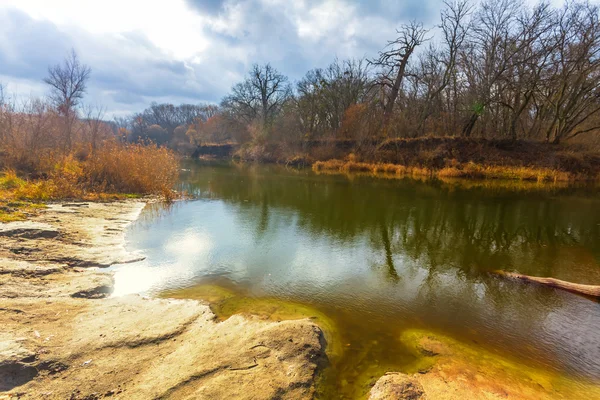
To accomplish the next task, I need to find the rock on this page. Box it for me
[0,295,326,399]
[0,258,64,277]
[0,334,38,392]
[70,280,114,299]
[0,222,59,239]
[0,268,114,299]
[0,335,36,366]
[417,336,447,357]
[369,373,426,400]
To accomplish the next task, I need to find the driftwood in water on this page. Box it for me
[494,270,600,299]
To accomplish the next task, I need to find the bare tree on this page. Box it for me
[412,0,472,135]
[459,0,521,137]
[44,49,91,150]
[0,83,6,145]
[44,50,91,113]
[296,68,326,139]
[499,2,555,140]
[110,0,600,150]
[294,58,371,140]
[538,2,600,143]
[222,64,291,131]
[83,105,107,153]
[371,21,430,122]
[199,104,220,120]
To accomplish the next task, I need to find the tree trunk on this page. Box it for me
[494,270,600,299]
[509,117,518,142]
[383,57,411,122]
[462,113,479,137]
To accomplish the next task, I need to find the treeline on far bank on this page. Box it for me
[118,0,600,181]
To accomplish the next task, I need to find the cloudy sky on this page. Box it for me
[0,0,566,117]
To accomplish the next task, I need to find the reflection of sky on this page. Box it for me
[112,196,600,380]
[113,200,383,296]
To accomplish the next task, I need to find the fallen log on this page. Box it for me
[493,270,600,299]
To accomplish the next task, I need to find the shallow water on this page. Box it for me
[113,161,600,398]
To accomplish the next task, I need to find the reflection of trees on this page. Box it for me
[133,201,178,227]
[379,217,399,282]
[255,197,270,243]
[168,162,600,378]
[180,162,600,284]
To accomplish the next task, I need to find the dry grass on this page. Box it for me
[85,141,179,199]
[308,138,600,180]
[0,172,47,221]
[313,159,583,183]
[0,201,46,222]
[1,98,180,206]
[0,170,26,189]
[0,141,179,209]
[437,163,571,182]
[313,160,435,178]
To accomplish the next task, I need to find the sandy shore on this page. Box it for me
[0,201,325,399]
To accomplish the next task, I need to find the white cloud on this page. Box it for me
[0,0,580,116]
[2,0,210,58]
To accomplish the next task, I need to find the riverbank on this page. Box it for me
[199,138,600,183]
[0,201,325,399]
[2,200,599,399]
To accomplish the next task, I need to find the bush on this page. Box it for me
[0,170,25,189]
[1,141,179,201]
[85,141,179,198]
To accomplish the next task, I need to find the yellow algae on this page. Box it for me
[399,329,600,400]
[163,284,600,399]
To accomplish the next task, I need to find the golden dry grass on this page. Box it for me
[1,141,179,210]
[313,160,434,178]
[437,163,571,182]
[0,172,47,221]
[313,159,581,182]
[85,141,179,199]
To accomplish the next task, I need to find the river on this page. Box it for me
[112,160,600,398]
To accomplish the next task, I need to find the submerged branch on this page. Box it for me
[494,270,600,299]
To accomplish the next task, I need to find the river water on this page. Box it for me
[112,161,600,398]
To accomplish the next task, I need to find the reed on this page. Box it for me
[313,159,579,182]
[1,141,179,204]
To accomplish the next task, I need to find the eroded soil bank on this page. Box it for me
[1,201,599,400]
[0,202,325,399]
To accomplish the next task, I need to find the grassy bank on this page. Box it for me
[227,138,600,182]
[312,159,579,182]
[0,141,179,222]
[306,137,600,183]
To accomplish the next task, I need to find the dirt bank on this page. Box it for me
[0,201,326,399]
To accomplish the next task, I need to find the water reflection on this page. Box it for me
[188,163,600,281]
[114,161,600,394]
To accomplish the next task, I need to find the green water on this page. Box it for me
[113,161,600,398]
